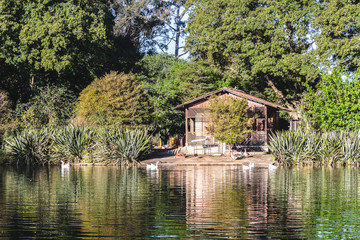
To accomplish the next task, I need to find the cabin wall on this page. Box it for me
[185,95,281,146]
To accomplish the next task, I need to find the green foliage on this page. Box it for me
[53,125,94,162]
[14,85,76,129]
[206,96,253,145]
[186,0,320,109]
[305,69,360,131]
[269,130,360,166]
[5,129,52,165]
[0,90,12,143]
[0,0,115,101]
[96,127,151,165]
[315,1,360,71]
[77,72,151,127]
[135,54,223,141]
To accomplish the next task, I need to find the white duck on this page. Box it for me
[146,161,159,170]
[61,161,70,169]
[269,163,278,170]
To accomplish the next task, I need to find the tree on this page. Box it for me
[112,0,189,57]
[206,96,253,149]
[315,1,360,71]
[305,69,360,131]
[77,72,151,127]
[0,0,115,101]
[134,54,222,140]
[186,0,320,113]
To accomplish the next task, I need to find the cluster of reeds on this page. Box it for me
[4,126,152,166]
[269,130,360,166]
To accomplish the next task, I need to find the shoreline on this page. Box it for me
[137,152,274,168]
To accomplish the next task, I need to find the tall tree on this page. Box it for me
[0,0,115,100]
[186,0,320,113]
[112,0,189,56]
[315,0,360,71]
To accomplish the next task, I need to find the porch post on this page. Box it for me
[185,108,188,146]
[264,105,268,144]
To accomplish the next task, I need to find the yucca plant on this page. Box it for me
[5,129,52,165]
[53,125,93,162]
[316,132,342,165]
[96,127,151,165]
[269,131,308,165]
[339,131,360,164]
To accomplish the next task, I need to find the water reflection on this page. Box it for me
[1,166,360,239]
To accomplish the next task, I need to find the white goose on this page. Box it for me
[231,151,243,160]
[243,148,249,158]
[146,161,159,170]
[61,161,70,169]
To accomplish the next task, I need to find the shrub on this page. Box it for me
[5,129,52,165]
[77,72,151,127]
[96,127,151,165]
[269,130,360,166]
[14,85,76,129]
[53,125,93,162]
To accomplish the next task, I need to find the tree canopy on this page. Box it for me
[305,69,360,131]
[77,72,151,127]
[186,0,321,112]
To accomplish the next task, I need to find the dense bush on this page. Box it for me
[77,72,151,127]
[14,86,76,129]
[0,90,12,143]
[269,130,360,166]
[305,69,360,131]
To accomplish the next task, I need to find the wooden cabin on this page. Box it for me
[173,87,290,154]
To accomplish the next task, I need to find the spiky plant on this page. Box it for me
[5,129,51,165]
[53,125,93,162]
[316,132,342,165]
[339,131,360,164]
[96,127,151,165]
[269,131,308,165]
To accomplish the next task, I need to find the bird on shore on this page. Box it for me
[146,161,159,170]
[243,148,249,158]
[61,161,70,169]
[231,151,243,160]
[269,163,278,170]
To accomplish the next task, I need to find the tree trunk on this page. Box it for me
[174,1,181,57]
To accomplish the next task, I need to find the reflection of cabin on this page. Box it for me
[173,87,290,154]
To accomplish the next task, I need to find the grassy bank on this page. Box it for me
[2,126,151,166]
[269,130,360,166]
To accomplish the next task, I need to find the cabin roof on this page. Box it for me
[173,87,290,111]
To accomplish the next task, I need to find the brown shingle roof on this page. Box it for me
[173,87,290,111]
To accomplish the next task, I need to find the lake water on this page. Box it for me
[1,165,360,239]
